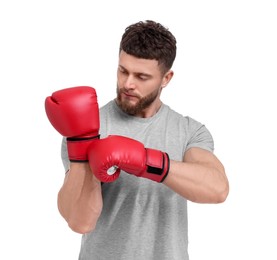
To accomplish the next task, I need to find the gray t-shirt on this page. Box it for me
[61,100,214,260]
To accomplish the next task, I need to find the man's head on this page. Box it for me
[116,20,176,117]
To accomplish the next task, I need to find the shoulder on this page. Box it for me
[163,104,214,151]
[162,104,201,129]
[99,100,118,121]
[100,100,114,113]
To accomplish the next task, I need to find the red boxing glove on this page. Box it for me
[88,135,170,183]
[45,86,100,162]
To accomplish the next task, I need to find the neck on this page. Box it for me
[136,100,162,118]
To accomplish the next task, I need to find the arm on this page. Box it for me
[163,147,229,203]
[58,163,103,234]
[87,135,228,203]
[45,86,103,233]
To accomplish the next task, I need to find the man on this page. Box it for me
[46,20,229,259]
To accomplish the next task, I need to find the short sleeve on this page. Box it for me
[61,137,70,172]
[186,117,214,153]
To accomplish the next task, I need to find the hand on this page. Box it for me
[88,135,170,182]
[45,86,100,162]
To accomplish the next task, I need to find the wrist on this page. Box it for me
[69,162,90,172]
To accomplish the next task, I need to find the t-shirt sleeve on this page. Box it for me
[61,137,70,172]
[185,117,214,153]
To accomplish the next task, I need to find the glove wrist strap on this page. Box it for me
[67,135,100,162]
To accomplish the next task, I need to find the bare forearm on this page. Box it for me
[164,160,229,203]
[58,163,103,234]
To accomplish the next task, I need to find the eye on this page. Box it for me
[137,74,149,81]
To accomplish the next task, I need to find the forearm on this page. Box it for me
[163,160,229,203]
[58,163,103,234]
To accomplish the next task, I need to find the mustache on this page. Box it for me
[118,88,140,98]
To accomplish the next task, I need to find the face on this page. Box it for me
[116,51,172,117]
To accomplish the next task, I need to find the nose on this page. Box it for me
[123,75,136,90]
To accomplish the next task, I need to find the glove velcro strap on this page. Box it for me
[144,149,170,182]
[67,135,100,162]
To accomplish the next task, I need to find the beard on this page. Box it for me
[116,85,161,116]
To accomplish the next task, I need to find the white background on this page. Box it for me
[0,0,276,259]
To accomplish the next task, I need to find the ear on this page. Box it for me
[161,70,174,88]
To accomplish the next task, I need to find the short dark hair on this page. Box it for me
[119,20,177,74]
